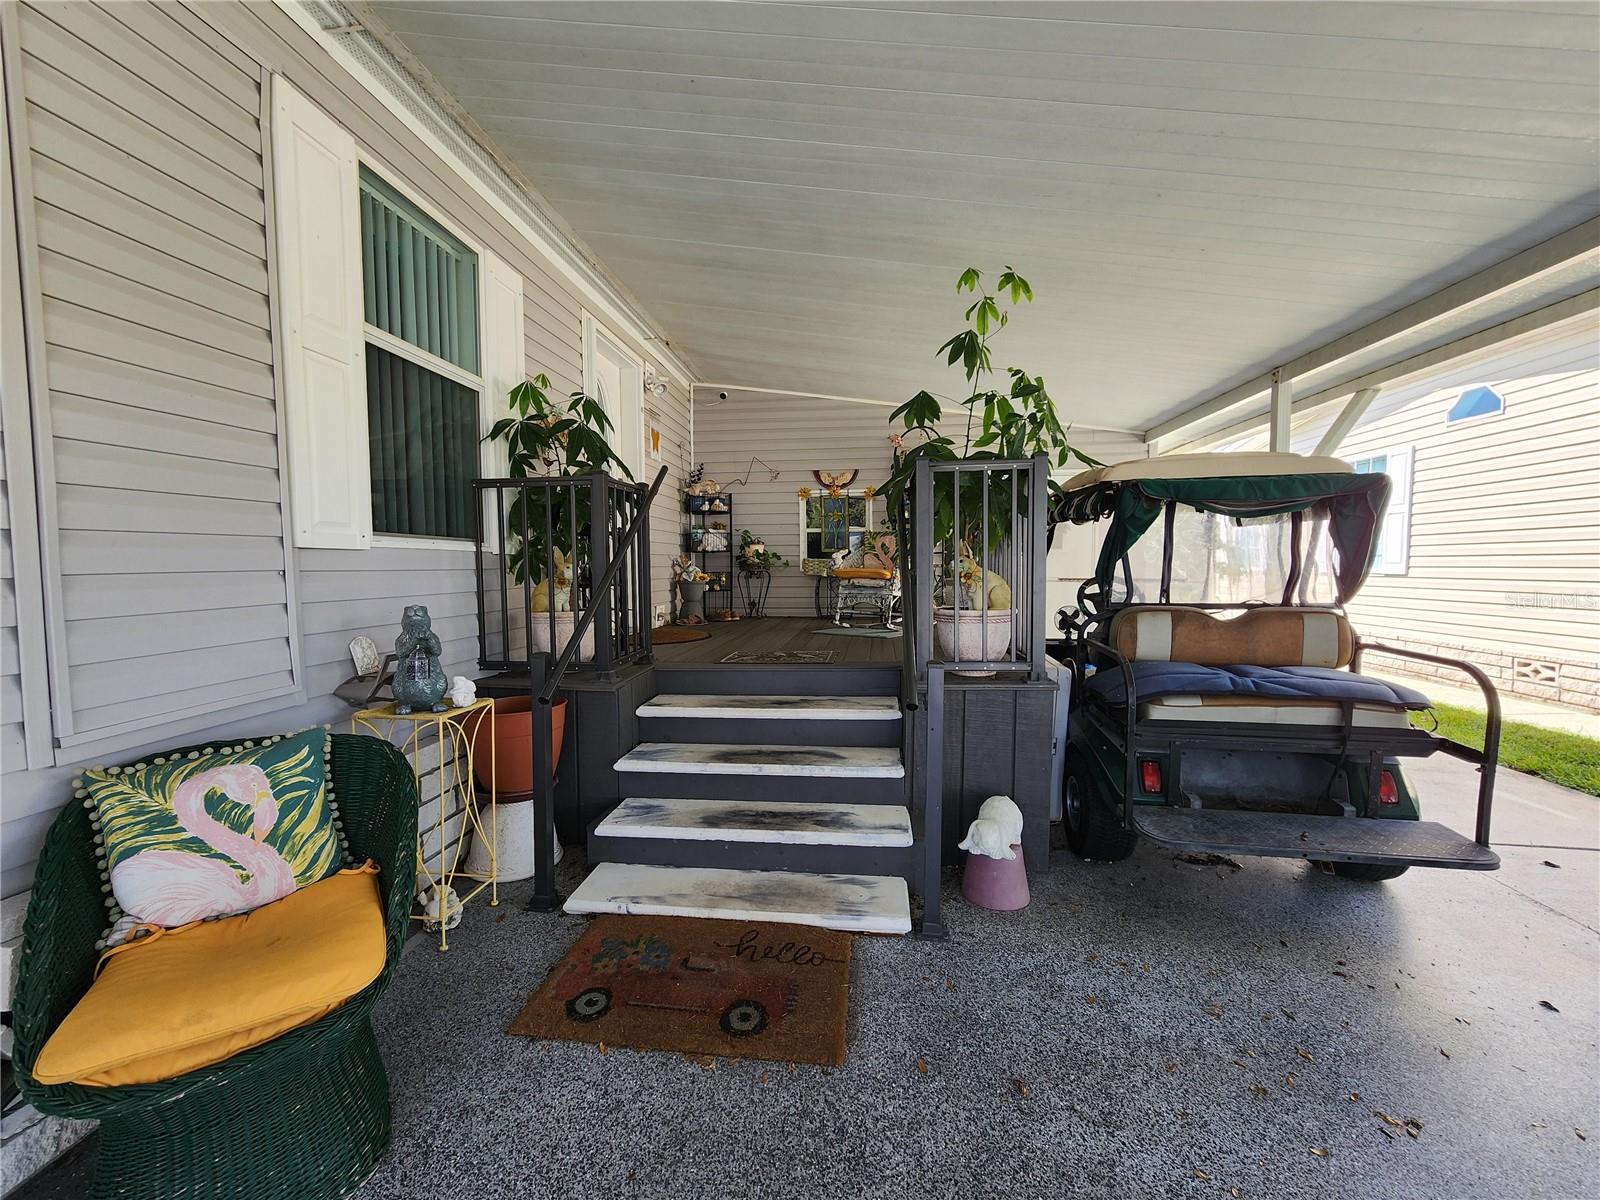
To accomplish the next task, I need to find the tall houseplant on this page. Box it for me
[880,267,1099,661]
[485,373,633,588]
[470,375,633,797]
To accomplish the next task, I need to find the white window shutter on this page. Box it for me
[481,252,524,551]
[271,77,371,550]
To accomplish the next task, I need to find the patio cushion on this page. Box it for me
[1088,660,1430,709]
[833,566,893,581]
[32,865,385,1088]
[1141,695,1412,729]
[1109,606,1353,668]
[83,730,345,937]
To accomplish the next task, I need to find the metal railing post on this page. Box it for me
[638,484,654,663]
[914,458,933,679]
[1029,454,1049,681]
[588,472,614,675]
[920,667,947,938]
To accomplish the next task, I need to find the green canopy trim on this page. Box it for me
[1051,473,1392,604]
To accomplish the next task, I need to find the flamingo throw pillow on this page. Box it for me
[79,729,348,945]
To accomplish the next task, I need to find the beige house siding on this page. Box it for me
[0,0,691,897]
[1335,325,1600,709]
[691,386,1146,620]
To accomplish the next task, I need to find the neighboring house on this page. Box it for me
[0,0,693,902]
[1201,320,1600,712]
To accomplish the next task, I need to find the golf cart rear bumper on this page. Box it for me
[1131,808,1500,870]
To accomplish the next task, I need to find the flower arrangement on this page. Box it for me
[670,553,710,584]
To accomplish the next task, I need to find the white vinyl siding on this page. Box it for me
[13,0,302,754]
[0,0,691,899]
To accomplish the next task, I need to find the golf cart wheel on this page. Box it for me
[1064,757,1137,862]
[719,1000,769,1037]
[565,987,613,1023]
[1331,862,1411,882]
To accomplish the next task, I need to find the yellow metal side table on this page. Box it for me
[352,699,496,950]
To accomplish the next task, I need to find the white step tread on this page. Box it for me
[640,693,901,721]
[598,798,913,847]
[616,742,905,779]
[565,863,911,934]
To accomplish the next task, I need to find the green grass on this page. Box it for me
[1413,702,1600,797]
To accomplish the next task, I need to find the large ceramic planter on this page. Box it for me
[463,795,562,882]
[465,695,568,795]
[529,610,594,663]
[933,607,1015,671]
[678,580,708,621]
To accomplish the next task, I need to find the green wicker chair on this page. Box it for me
[10,734,419,1200]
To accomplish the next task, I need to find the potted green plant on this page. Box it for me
[737,530,787,617]
[879,266,1099,663]
[471,374,632,792]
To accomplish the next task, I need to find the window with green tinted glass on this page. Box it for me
[359,167,481,539]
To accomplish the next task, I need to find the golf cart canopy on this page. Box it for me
[1051,453,1391,608]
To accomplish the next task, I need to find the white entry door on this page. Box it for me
[583,315,643,480]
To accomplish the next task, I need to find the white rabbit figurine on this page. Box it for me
[446,676,477,709]
[958,795,1024,860]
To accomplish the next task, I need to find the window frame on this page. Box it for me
[1351,446,1413,577]
[797,490,879,559]
[1445,384,1506,426]
[357,156,492,554]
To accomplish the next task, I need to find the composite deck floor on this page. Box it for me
[651,616,903,665]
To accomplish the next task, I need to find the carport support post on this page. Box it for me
[1269,368,1293,451]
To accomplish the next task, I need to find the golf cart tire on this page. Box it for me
[1330,861,1411,882]
[1065,757,1137,863]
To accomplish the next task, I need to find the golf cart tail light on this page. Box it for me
[1379,770,1400,806]
[1139,760,1163,794]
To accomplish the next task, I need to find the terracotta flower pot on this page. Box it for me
[466,695,567,795]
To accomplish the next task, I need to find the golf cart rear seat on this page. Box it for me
[1087,606,1431,723]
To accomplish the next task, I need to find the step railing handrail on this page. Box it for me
[541,465,669,703]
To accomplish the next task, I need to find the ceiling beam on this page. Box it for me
[1144,216,1600,446]
[1176,289,1599,452]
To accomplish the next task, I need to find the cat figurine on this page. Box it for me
[392,604,448,714]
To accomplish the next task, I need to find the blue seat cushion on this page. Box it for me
[1087,660,1430,709]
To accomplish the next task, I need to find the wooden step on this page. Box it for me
[614,743,905,779]
[639,694,901,721]
[564,862,912,934]
[597,798,913,847]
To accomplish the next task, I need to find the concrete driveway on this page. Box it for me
[17,758,1597,1200]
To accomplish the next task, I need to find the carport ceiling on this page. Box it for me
[365,1,1600,433]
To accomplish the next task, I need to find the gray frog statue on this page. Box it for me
[392,605,448,714]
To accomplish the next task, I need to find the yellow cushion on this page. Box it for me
[33,866,386,1087]
[833,566,894,581]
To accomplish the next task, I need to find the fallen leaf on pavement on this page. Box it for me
[1376,1111,1404,1128]
[1203,1003,1225,1017]
[1175,852,1242,871]
[1440,1048,1451,1059]
[1539,1000,1560,1013]
[1296,1047,1315,1062]
[1349,1092,1361,1101]
[916,1058,929,1074]
[1193,1169,1212,1182]
[1286,1073,1297,1088]
[1577,1129,1587,1141]
[1013,1079,1031,1097]
[1311,1147,1330,1158]
[1250,1085,1269,1096]
[1231,1190,1243,1199]
[1542,860,1561,869]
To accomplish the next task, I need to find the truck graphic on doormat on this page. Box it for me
[562,933,799,1037]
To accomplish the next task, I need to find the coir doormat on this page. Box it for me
[718,650,838,665]
[509,915,852,1066]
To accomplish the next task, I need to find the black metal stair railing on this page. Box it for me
[472,466,668,911]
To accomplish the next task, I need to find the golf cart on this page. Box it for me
[1051,452,1500,879]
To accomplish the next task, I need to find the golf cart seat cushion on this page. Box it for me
[1141,695,1412,729]
[1088,660,1430,709]
[1109,606,1353,669]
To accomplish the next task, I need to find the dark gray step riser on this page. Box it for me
[587,829,915,878]
[638,715,902,747]
[653,665,901,697]
[618,771,907,805]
